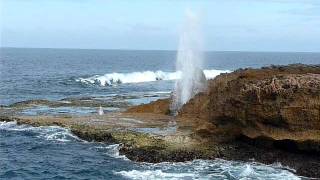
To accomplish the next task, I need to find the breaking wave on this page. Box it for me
[0,121,81,142]
[76,69,230,86]
[1,121,303,179]
[94,144,129,160]
[115,159,301,180]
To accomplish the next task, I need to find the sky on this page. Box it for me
[0,0,319,52]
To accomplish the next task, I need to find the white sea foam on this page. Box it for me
[0,121,18,129]
[0,121,81,142]
[115,170,195,180]
[239,164,255,177]
[76,69,230,86]
[115,159,301,180]
[95,144,129,160]
[1,121,303,179]
[39,127,82,142]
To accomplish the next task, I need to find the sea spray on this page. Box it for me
[75,69,228,86]
[171,10,206,112]
[98,106,104,115]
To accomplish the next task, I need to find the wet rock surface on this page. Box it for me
[125,64,320,178]
[1,64,319,178]
[7,97,129,109]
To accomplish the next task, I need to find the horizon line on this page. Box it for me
[1,46,320,54]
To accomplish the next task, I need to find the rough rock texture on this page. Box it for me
[8,97,129,109]
[127,65,320,151]
[126,98,171,114]
[2,64,320,178]
[0,115,221,163]
[71,124,221,163]
[125,64,320,178]
[179,64,320,152]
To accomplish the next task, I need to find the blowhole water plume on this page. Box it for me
[98,106,104,115]
[171,10,206,113]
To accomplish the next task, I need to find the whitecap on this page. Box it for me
[239,164,255,177]
[0,121,81,142]
[115,170,195,180]
[0,121,19,130]
[39,128,83,142]
[76,69,230,86]
[95,144,129,160]
[115,159,301,180]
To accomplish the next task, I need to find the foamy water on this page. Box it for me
[0,121,304,179]
[0,121,81,142]
[94,144,129,160]
[76,69,229,86]
[2,48,318,106]
[115,159,301,180]
[1,48,319,179]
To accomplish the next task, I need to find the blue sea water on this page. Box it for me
[1,48,319,105]
[0,122,302,180]
[1,48,319,179]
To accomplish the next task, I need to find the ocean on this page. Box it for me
[1,47,319,179]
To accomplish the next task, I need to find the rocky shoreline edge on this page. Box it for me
[1,64,319,178]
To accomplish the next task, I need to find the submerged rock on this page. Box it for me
[7,97,129,109]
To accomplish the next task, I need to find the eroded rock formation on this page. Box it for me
[127,64,320,152]
[126,98,171,114]
[2,64,320,178]
[178,64,320,152]
[124,64,320,177]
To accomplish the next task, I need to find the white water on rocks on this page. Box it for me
[172,10,206,112]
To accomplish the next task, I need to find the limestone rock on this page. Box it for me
[179,64,320,152]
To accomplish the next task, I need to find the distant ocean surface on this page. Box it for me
[1,48,319,179]
[1,48,319,105]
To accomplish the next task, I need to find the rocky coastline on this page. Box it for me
[1,64,319,178]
